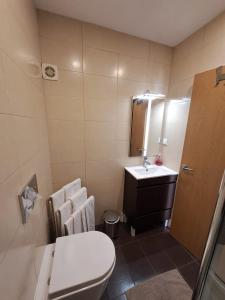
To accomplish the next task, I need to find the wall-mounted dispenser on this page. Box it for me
[18,174,40,224]
[42,63,58,81]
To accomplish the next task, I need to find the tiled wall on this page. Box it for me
[0,1,52,299]
[38,10,172,223]
[163,11,225,171]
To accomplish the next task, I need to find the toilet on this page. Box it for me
[35,231,116,300]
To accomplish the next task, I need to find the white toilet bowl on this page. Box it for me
[35,231,116,300]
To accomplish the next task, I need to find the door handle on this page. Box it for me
[182,164,194,172]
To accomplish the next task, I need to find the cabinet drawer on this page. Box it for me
[136,183,176,216]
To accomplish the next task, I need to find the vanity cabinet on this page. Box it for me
[123,170,178,233]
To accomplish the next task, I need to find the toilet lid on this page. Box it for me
[48,231,115,299]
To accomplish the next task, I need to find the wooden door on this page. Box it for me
[170,67,225,259]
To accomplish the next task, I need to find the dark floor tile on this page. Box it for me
[115,246,126,266]
[166,244,194,267]
[128,256,156,284]
[179,261,200,290]
[147,250,176,274]
[139,232,179,255]
[106,264,134,299]
[101,289,110,300]
[113,224,134,246]
[120,241,144,264]
[135,224,168,241]
[101,291,127,300]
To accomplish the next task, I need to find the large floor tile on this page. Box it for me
[139,232,179,255]
[179,261,200,290]
[166,244,194,268]
[147,250,176,274]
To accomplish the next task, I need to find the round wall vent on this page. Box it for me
[42,63,58,81]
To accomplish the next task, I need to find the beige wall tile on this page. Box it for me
[86,160,118,182]
[119,55,147,82]
[83,23,119,52]
[168,77,194,99]
[2,53,42,117]
[174,28,204,60]
[87,177,117,223]
[50,138,85,164]
[84,74,117,99]
[48,119,84,163]
[0,2,41,75]
[40,37,82,72]
[0,3,52,299]
[51,161,85,185]
[147,62,170,89]
[85,139,116,161]
[84,47,118,77]
[38,10,82,43]
[150,42,172,64]
[204,12,225,45]
[84,99,116,122]
[201,38,225,71]
[114,141,130,159]
[0,115,19,183]
[115,122,130,141]
[118,33,149,59]
[46,96,84,120]
[44,70,83,97]
[118,79,148,101]
[85,121,115,141]
[0,170,23,258]
[116,100,132,123]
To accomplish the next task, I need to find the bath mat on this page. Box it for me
[126,269,192,300]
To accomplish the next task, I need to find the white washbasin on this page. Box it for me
[125,165,178,180]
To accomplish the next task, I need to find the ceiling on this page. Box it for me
[34,0,225,46]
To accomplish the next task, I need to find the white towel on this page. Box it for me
[85,196,95,231]
[50,189,65,212]
[57,201,72,236]
[81,203,88,232]
[64,216,74,235]
[69,187,87,212]
[72,207,83,234]
[64,178,81,200]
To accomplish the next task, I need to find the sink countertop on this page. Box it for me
[125,164,178,180]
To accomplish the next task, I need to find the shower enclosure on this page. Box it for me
[193,171,225,299]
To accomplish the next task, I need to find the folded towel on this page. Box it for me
[50,189,65,212]
[72,209,83,234]
[85,196,95,231]
[64,216,74,235]
[57,201,72,236]
[69,187,87,212]
[64,178,81,200]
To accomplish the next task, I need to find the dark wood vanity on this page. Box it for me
[123,169,178,234]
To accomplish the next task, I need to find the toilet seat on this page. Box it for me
[48,231,115,299]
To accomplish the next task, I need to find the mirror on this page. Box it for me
[130,99,148,156]
[129,94,165,157]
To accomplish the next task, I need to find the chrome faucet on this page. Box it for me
[143,156,151,170]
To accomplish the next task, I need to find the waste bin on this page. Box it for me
[103,210,120,239]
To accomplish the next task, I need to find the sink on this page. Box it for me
[133,166,159,175]
[125,164,178,180]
